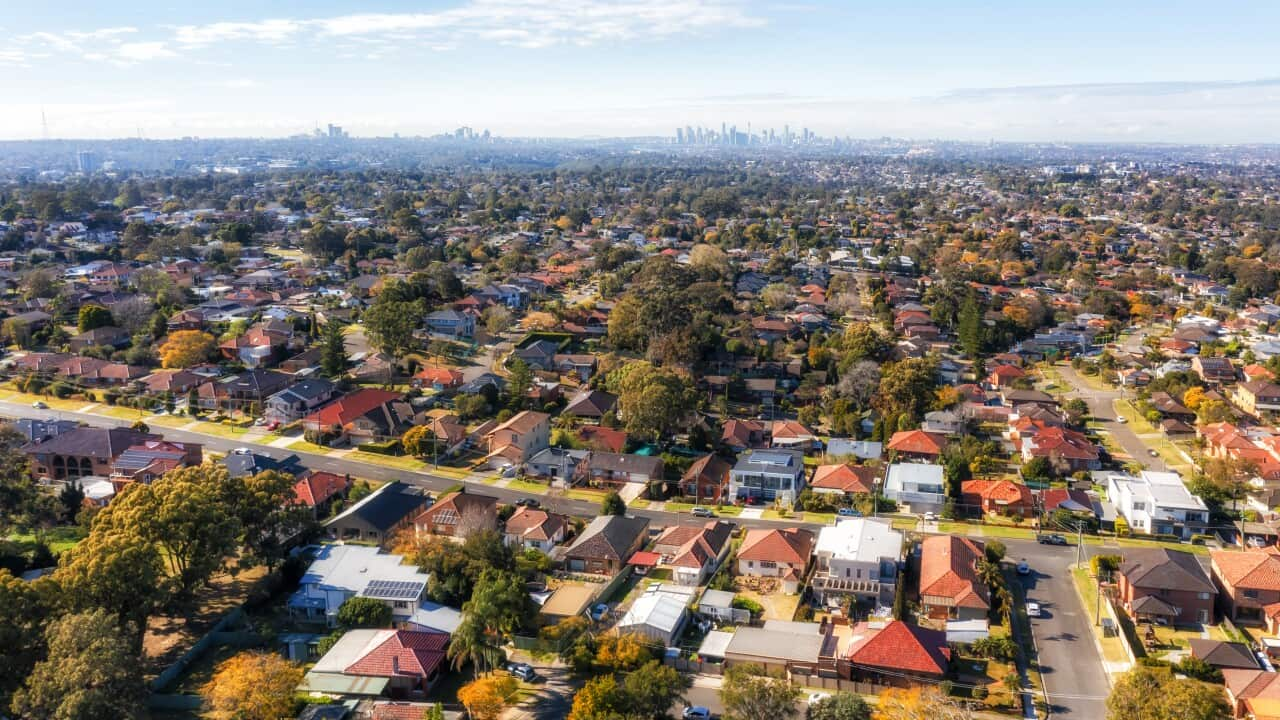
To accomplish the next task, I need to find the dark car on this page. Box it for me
[515,497,540,508]
[1037,534,1068,546]
[505,662,537,682]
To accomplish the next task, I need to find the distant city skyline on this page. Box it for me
[2,0,1279,143]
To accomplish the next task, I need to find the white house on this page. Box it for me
[1105,471,1210,539]
[810,517,903,605]
[729,449,807,505]
[883,463,947,507]
[287,544,460,632]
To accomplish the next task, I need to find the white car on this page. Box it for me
[682,707,711,720]
[31,401,47,409]
[1116,416,1128,424]
[231,447,253,455]
[923,512,937,522]
[807,691,832,706]
[1026,602,1042,618]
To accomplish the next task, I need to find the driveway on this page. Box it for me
[504,662,574,720]
[1005,538,1110,718]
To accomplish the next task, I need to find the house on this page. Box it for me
[424,309,475,338]
[288,544,430,627]
[224,450,304,479]
[1117,548,1217,625]
[1189,639,1260,670]
[562,389,617,421]
[986,364,1027,389]
[302,629,450,697]
[576,451,664,488]
[844,620,951,683]
[411,367,464,392]
[918,535,990,621]
[553,353,598,382]
[1234,380,1280,416]
[292,471,351,516]
[617,590,688,646]
[138,369,203,395]
[737,527,815,594]
[562,514,650,575]
[681,454,732,503]
[483,410,550,468]
[525,446,589,481]
[108,440,203,491]
[1019,426,1101,472]
[502,506,567,552]
[770,419,820,452]
[885,430,948,461]
[883,463,946,508]
[265,378,338,424]
[1149,391,1198,422]
[729,449,807,505]
[413,491,498,539]
[811,518,903,605]
[960,479,1034,518]
[324,482,430,547]
[921,410,963,435]
[578,425,628,453]
[1211,549,1280,624]
[721,419,767,451]
[810,463,877,497]
[1106,471,1210,539]
[824,439,883,461]
[9,418,77,445]
[698,589,743,624]
[1193,356,1236,384]
[652,520,734,586]
[203,369,292,412]
[22,426,158,480]
[68,325,130,352]
[303,389,415,445]
[722,621,839,676]
[1224,669,1280,720]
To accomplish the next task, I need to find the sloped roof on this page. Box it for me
[1119,548,1215,594]
[1213,549,1280,591]
[343,630,449,678]
[738,527,816,566]
[886,429,947,455]
[811,464,876,494]
[919,535,990,610]
[1189,639,1259,669]
[846,620,950,676]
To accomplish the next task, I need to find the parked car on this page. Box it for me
[682,707,712,720]
[31,401,47,409]
[1016,560,1031,576]
[922,511,937,522]
[807,691,832,706]
[1148,449,1159,457]
[1026,602,1042,618]
[691,506,715,517]
[1037,534,1068,546]
[1116,416,1128,424]
[589,603,609,621]
[515,497,540,508]
[505,662,537,682]
[837,507,862,517]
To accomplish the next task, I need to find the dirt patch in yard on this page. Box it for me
[142,565,269,678]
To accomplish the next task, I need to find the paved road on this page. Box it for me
[1006,538,1110,719]
[1054,363,1166,471]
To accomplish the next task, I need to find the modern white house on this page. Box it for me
[729,449,807,505]
[287,544,461,633]
[1106,471,1210,539]
[883,463,947,507]
[810,517,903,606]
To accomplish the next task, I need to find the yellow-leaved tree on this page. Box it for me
[158,330,217,368]
[457,676,517,720]
[202,651,303,720]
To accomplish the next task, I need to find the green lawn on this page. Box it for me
[6,525,86,554]
[564,488,609,503]
[505,478,549,495]
[938,521,1038,540]
[1070,566,1133,667]
[286,439,333,454]
[352,451,428,472]
[629,498,651,509]
[665,502,695,513]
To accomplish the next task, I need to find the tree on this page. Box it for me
[58,479,85,522]
[841,321,890,363]
[595,633,655,672]
[457,676,517,720]
[0,571,58,711]
[835,359,880,411]
[158,330,217,368]
[957,295,983,358]
[807,692,872,720]
[601,490,625,516]
[77,304,114,332]
[874,357,939,425]
[337,596,393,628]
[1106,666,1229,720]
[0,427,39,536]
[320,320,349,377]
[569,675,625,720]
[55,532,168,636]
[621,660,690,718]
[231,469,312,571]
[482,305,513,335]
[11,609,147,720]
[607,361,694,441]
[402,424,440,459]
[720,664,801,720]
[873,687,973,720]
[201,651,304,720]
[505,358,534,409]
[363,299,422,360]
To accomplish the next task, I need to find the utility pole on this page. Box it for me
[1075,521,1085,568]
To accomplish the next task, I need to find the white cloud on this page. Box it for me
[115,41,175,62]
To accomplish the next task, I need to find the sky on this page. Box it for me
[2,0,1279,143]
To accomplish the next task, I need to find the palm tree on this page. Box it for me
[447,617,505,674]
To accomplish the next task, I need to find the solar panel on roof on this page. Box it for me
[362,579,425,600]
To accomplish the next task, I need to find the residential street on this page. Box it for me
[1005,538,1110,718]
[1054,362,1167,471]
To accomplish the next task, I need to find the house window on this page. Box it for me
[1199,592,1211,600]
[760,561,777,569]
[1245,590,1260,600]
[394,601,409,609]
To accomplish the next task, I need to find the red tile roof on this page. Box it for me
[886,429,947,456]
[293,471,350,508]
[344,630,448,679]
[737,527,815,566]
[919,535,990,610]
[846,620,950,677]
[810,464,876,494]
[305,388,402,427]
[1213,549,1280,591]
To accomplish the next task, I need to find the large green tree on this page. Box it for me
[319,320,349,377]
[1105,666,1229,720]
[607,361,694,441]
[11,609,147,720]
[719,664,801,720]
[0,572,59,710]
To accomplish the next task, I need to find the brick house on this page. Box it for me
[918,535,990,621]
[1117,548,1217,625]
[413,491,498,539]
[1211,549,1280,625]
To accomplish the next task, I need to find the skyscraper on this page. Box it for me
[76,150,99,173]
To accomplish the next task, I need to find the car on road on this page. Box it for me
[1148,449,1159,457]
[515,497,540,508]
[682,707,712,720]
[31,401,47,409]
[1037,534,1068,546]
[922,511,937,522]
[807,691,832,706]
[1116,416,1128,424]
[837,507,862,517]
[1026,602,1042,618]
[1016,560,1031,576]
[231,447,252,455]
[505,662,537,682]
[691,506,715,517]
[589,603,609,621]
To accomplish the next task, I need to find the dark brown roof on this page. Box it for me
[1119,548,1216,594]
[1189,639,1260,669]
[22,426,158,459]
